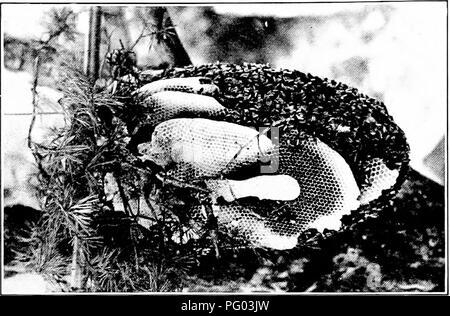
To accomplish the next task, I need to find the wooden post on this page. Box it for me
[70,228,82,290]
[84,6,102,79]
[69,6,103,291]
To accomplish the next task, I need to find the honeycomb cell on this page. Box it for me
[358,158,399,205]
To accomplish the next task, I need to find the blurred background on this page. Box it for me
[1,3,446,293]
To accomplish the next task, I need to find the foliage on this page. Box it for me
[4,206,40,265]
[18,65,208,292]
[41,7,78,43]
[4,7,82,87]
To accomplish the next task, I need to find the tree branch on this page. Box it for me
[149,7,192,67]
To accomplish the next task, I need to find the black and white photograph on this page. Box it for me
[1,0,448,297]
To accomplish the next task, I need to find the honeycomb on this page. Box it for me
[138,118,277,181]
[136,77,220,96]
[130,64,409,250]
[138,118,360,249]
[358,158,399,205]
[139,91,227,128]
[205,135,360,249]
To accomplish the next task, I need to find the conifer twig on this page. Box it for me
[27,55,41,151]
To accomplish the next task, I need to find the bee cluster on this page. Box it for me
[103,62,410,250]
